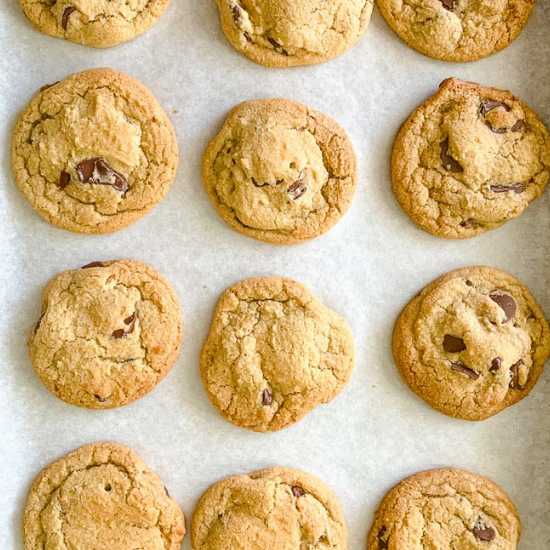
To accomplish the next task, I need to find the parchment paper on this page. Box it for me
[1,1,550,548]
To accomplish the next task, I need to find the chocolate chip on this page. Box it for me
[459,218,478,229]
[439,0,456,10]
[62,6,76,30]
[164,485,170,497]
[440,138,463,173]
[231,3,242,24]
[81,261,105,269]
[490,183,525,194]
[112,329,125,339]
[473,518,496,542]
[261,388,272,406]
[34,313,45,334]
[104,483,112,492]
[490,357,502,374]
[94,394,108,402]
[511,119,526,132]
[288,174,307,200]
[291,485,305,497]
[377,526,388,549]
[124,312,136,325]
[509,359,525,389]
[480,100,510,116]
[76,157,128,193]
[450,361,479,380]
[267,36,289,55]
[59,171,70,189]
[465,280,473,287]
[489,292,516,322]
[443,334,466,353]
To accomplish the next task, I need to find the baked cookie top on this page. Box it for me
[216,0,373,67]
[23,442,185,550]
[30,259,183,409]
[191,467,347,549]
[392,78,550,238]
[203,98,357,244]
[20,0,170,48]
[367,468,520,549]
[376,0,534,62]
[200,277,355,431]
[12,68,178,234]
[393,266,550,420]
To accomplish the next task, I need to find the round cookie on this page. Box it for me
[367,468,520,549]
[376,0,534,62]
[393,266,550,420]
[200,277,355,431]
[215,0,373,67]
[23,442,186,550]
[19,0,170,48]
[392,78,550,238]
[12,68,178,234]
[191,467,347,549]
[30,259,183,409]
[203,99,357,244]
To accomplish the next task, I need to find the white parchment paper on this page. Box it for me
[1,1,550,548]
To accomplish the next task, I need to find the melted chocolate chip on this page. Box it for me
[440,138,463,173]
[473,518,496,542]
[261,388,272,406]
[76,157,128,193]
[489,357,502,374]
[291,485,305,497]
[450,361,480,380]
[443,334,466,353]
[509,359,525,389]
[112,329,125,339]
[490,183,525,194]
[124,312,136,325]
[480,100,510,116]
[377,526,388,549]
[81,261,106,269]
[62,6,76,30]
[439,0,456,9]
[489,292,516,322]
[59,171,70,189]
[288,174,307,200]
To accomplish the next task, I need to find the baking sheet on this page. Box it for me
[1,1,550,548]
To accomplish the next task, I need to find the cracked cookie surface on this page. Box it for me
[203,99,357,244]
[12,68,178,234]
[29,259,183,409]
[392,78,550,238]
[393,266,550,420]
[191,467,347,549]
[377,0,534,62]
[367,468,520,549]
[20,0,170,48]
[216,0,373,67]
[200,277,355,431]
[23,442,185,550]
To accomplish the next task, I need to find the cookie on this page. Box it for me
[367,468,520,549]
[23,442,185,550]
[215,0,373,67]
[30,259,183,409]
[393,266,550,420]
[12,68,178,234]
[19,0,170,48]
[191,467,347,549]
[377,0,534,62]
[200,277,355,431]
[392,78,550,238]
[203,99,357,244]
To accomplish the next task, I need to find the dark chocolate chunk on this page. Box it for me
[61,6,76,30]
[509,359,525,389]
[59,171,70,189]
[489,357,502,374]
[291,485,305,497]
[440,138,463,173]
[287,174,307,200]
[473,518,496,542]
[450,361,480,380]
[490,183,525,194]
[76,157,128,193]
[81,261,106,269]
[261,388,272,406]
[443,334,466,353]
[489,292,516,322]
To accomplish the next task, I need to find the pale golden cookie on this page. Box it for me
[392,78,550,238]
[191,467,347,549]
[19,0,170,48]
[30,259,183,409]
[203,98,357,244]
[23,442,186,550]
[377,0,534,62]
[12,68,178,234]
[200,277,355,431]
[367,468,520,549]
[393,266,550,420]
[216,0,373,67]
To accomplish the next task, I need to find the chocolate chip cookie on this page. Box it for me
[191,467,347,549]
[216,0,373,67]
[12,68,178,234]
[203,99,357,244]
[23,442,185,550]
[377,0,534,62]
[393,266,550,420]
[367,468,520,549]
[30,259,183,409]
[200,277,355,431]
[19,0,170,48]
[392,78,550,238]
